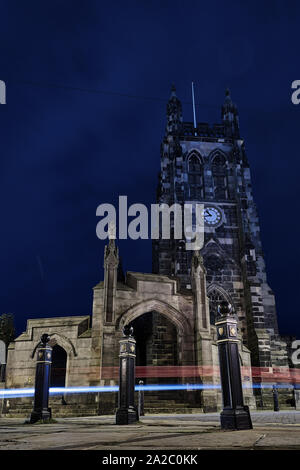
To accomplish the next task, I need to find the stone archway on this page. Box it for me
[117,298,189,336]
[48,333,77,388]
[117,298,193,370]
[128,311,179,373]
[128,312,153,367]
[30,333,77,388]
[114,299,196,410]
[50,344,67,387]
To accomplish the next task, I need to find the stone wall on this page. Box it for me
[6,316,92,389]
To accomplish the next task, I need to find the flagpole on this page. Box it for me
[191,82,197,136]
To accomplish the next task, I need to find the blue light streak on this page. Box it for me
[0,382,296,399]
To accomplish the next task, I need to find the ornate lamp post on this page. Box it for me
[116,326,138,425]
[216,301,252,430]
[30,334,52,424]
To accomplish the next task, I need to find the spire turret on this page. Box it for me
[221,88,240,139]
[103,237,119,323]
[166,84,183,136]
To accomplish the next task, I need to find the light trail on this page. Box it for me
[98,365,300,383]
[0,382,298,399]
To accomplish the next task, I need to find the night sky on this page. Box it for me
[0,0,299,337]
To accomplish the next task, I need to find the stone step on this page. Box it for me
[7,406,98,412]
[143,395,189,401]
[144,402,189,408]
[3,408,100,418]
[143,398,198,405]
[3,403,100,418]
[143,408,203,414]
[6,400,199,412]
[3,412,99,418]
[142,399,181,403]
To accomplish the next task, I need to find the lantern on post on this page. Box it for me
[216,301,252,430]
[30,333,52,424]
[115,326,138,425]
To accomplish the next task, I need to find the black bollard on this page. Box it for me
[138,380,145,416]
[116,326,138,425]
[272,385,280,412]
[216,301,252,430]
[30,334,52,424]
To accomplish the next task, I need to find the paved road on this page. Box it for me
[0,412,300,450]
[144,411,300,425]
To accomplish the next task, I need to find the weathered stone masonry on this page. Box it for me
[152,86,289,374]
[4,86,292,414]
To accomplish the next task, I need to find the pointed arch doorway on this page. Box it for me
[128,311,178,379]
[50,344,67,387]
[117,298,191,384]
[115,298,199,412]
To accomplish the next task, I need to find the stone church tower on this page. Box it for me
[153,85,288,370]
[4,86,293,417]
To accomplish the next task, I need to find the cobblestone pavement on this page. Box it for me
[0,412,300,450]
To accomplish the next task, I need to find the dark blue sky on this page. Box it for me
[0,0,299,336]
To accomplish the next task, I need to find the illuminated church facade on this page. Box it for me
[4,87,291,415]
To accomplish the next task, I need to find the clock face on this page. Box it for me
[203,206,222,226]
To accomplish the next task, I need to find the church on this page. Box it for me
[4,86,292,415]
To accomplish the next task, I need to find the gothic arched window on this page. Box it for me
[212,153,228,200]
[207,287,230,325]
[187,153,203,200]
